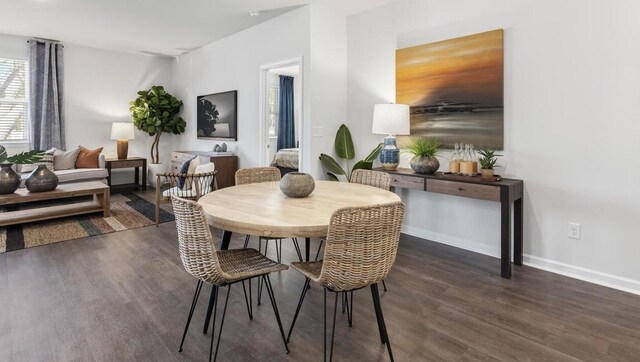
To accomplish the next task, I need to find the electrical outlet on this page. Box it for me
[568,222,581,239]
[312,126,324,137]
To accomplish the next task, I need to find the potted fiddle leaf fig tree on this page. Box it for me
[319,124,383,182]
[129,86,186,187]
[477,148,501,179]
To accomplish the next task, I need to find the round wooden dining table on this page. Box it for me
[198,180,401,259]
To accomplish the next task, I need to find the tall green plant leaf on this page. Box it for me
[326,172,339,181]
[334,124,355,160]
[349,160,374,181]
[319,153,346,175]
[0,146,7,163]
[364,143,384,162]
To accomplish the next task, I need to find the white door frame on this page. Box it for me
[258,57,304,169]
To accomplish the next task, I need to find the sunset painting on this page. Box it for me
[396,29,504,149]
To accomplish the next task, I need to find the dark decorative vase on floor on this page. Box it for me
[0,163,21,194]
[279,172,315,198]
[25,165,59,192]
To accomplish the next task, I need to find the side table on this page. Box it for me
[105,157,147,191]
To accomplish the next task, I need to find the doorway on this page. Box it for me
[259,58,303,174]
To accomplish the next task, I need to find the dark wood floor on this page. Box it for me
[1,198,640,361]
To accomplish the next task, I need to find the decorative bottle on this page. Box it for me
[469,144,478,174]
[449,143,461,174]
[460,144,474,175]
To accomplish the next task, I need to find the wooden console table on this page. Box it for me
[375,167,524,279]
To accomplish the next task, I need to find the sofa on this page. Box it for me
[18,155,108,186]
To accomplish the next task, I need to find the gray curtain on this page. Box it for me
[28,40,65,150]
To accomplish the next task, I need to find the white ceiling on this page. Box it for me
[0,0,391,57]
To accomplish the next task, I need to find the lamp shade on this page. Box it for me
[110,122,135,140]
[372,104,410,135]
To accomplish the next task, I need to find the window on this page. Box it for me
[268,86,279,137]
[0,58,29,143]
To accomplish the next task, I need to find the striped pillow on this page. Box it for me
[20,149,55,173]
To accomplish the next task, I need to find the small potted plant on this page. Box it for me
[403,137,440,174]
[477,148,501,179]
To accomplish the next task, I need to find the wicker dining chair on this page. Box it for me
[172,196,289,362]
[155,164,217,225]
[315,169,393,291]
[287,202,405,362]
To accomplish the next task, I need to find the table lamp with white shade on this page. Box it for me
[372,104,410,170]
[110,122,135,159]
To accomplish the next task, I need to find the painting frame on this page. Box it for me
[197,90,238,141]
[396,29,504,150]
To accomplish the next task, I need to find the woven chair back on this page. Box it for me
[171,195,227,284]
[350,169,392,191]
[319,202,405,291]
[235,167,281,185]
[159,171,217,200]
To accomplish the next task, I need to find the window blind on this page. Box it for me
[0,58,28,142]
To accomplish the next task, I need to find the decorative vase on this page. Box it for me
[279,172,315,198]
[379,135,400,171]
[0,163,21,194]
[25,164,59,192]
[481,168,494,179]
[410,155,440,174]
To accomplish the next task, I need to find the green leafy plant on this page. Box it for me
[402,137,440,157]
[129,85,186,164]
[0,145,44,164]
[319,124,383,182]
[477,148,501,169]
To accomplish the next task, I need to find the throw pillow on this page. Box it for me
[20,148,56,173]
[76,146,103,168]
[193,162,216,193]
[53,148,81,170]
[177,156,197,190]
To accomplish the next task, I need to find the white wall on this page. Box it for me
[347,0,640,294]
[0,33,174,183]
[172,6,311,170]
[308,4,349,176]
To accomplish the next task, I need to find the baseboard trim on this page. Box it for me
[401,225,640,296]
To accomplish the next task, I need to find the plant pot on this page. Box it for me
[0,163,21,194]
[148,163,166,189]
[481,168,494,179]
[410,155,440,174]
[25,164,59,192]
[279,172,315,198]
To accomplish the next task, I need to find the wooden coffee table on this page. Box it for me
[0,181,110,227]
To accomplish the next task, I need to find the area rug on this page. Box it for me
[0,193,174,253]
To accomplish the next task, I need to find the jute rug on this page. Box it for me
[0,193,174,253]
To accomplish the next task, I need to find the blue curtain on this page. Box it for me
[277,75,295,150]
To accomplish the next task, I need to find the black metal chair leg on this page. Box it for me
[203,284,217,334]
[243,235,250,248]
[211,285,232,362]
[241,279,253,320]
[179,280,203,352]
[264,275,290,354]
[329,291,339,362]
[344,291,353,327]
[286,277,310,343]
[371,284,394,361]
[207,285,219,362]
[292,238,303,262]
[315,239,324,261]
[257,273,263,306]
[323,288,327,362]
[382,280,388,292]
